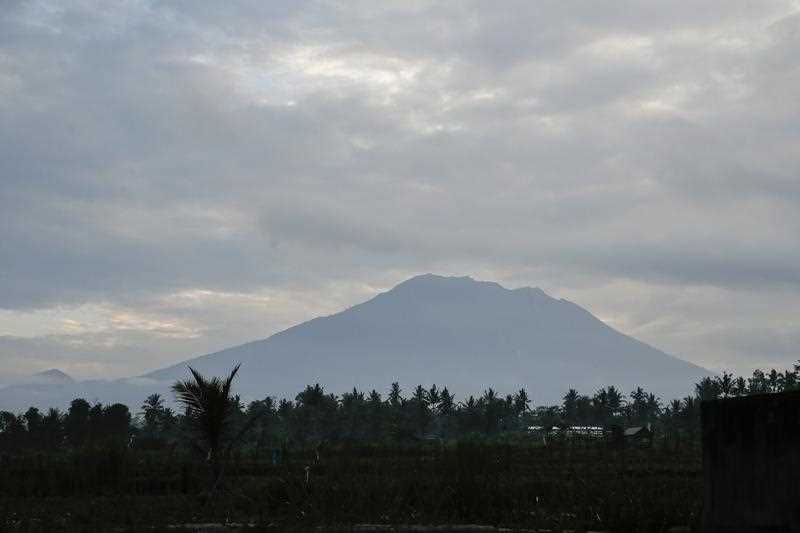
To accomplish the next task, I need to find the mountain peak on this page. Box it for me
[398,273,476,286]
[29,369,74,385]
[392,273,504,293]
[391,274,553,302]
[513,286,550,298]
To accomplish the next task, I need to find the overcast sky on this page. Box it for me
[1,1,799,382]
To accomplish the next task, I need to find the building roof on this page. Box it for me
[624,426,650,437]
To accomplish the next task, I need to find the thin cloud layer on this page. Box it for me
[1,1,799,380]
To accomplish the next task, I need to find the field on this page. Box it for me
[0,442,702,532]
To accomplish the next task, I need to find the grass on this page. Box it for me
[0,443,702,532]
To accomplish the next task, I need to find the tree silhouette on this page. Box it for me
[294,383,338,443]
[23,408,43,448]
[513,389,530,418]
[439,387,455,416]
[782,369,798,391]
[172,364,241,466]
[410,385,431,436]
[457,395,477,434]
[12,361,800,457]
[65,398,91,448]
[388,382,403,407]
[480,388,503,434]
[100,403,132,447]
[246,397,278,458]
[366,390,385,440]
[41,408,64,450]
[141,394,165,435]
[716,372,734,398]
[592,387,623,426]
[695,377,721,401]
[748,369,769,394]
[340,387,367,441]
[732,376,748,396]
[0,411,25,451]
[562,389,579,425]
[139,393,176,448]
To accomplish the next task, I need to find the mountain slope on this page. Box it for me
[0,275,713,410]
[145,274,712,404]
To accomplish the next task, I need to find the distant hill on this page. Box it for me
[0,275,713,411]
[0,368,79,412]
[28,369,75,386]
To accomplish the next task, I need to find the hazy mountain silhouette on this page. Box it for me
[0,275,713,410]
[28,369,75,385]
[0,368,79,411]
[146,274,712,404]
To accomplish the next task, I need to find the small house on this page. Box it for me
[623,424,653,447]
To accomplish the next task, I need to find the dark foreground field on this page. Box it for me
[0,443,701,532]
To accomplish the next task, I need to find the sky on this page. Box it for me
[1,0,799,382]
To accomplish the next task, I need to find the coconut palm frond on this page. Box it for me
[171,373,206,413]
[172,364,243,464]
[222,364,241,400]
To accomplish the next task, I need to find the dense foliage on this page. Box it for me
[0,362,796,530]
[2,362,797,454]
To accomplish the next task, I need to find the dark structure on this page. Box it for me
[702,391,800,532]
[624,424,653,447]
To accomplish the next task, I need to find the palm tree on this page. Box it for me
[606,386,624,416]
[428,384,441,406]
[732,376,748,396]
[246,397,276,459]
[388,382,403,407]
[664,399,683,450]
[645,393,661,421]
[768,369,780,393]
[748,369,768,394]
[410,384,432,435]
[562,389,579,425]
[680,396,700,443]
[695,376,721,401]
[513,388,530,417]
[593,386,623,425]
[481,388,503,434]
[172,364,241,467]
[783,370,799,392]
[141,393,166,437]
[716,372,734,398]
[439,387,455,415]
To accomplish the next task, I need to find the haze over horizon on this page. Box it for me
[2,1,800,384]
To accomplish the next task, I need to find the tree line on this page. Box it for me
[1,361,798,456]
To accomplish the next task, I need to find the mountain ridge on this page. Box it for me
[0,274,713,410]
[144,274,712,404]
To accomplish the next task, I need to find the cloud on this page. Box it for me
[1,0,799,378]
